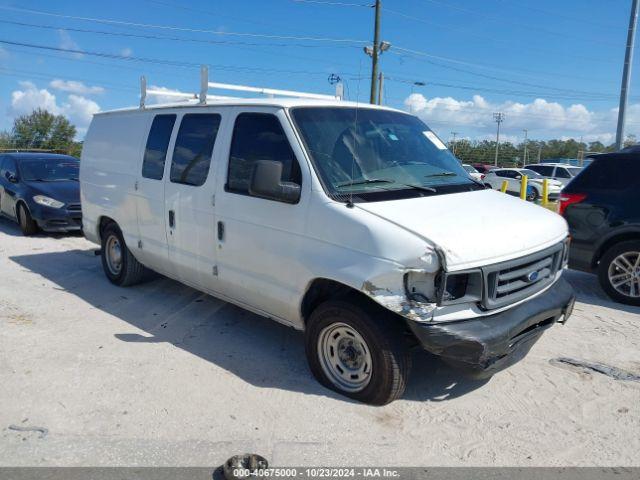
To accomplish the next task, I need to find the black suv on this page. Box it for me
[0,153,81,235]
[560,145,640,305]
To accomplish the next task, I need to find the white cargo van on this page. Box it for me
[81,85,575,404]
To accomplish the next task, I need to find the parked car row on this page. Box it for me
[483,168,563,201]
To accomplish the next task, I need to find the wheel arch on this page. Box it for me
[592,229,640,269]
[98,215,118,242]
[300,278,382,327]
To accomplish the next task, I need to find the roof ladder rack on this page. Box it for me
[140,65,343,108]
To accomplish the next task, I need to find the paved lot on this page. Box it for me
[0,218,639,467]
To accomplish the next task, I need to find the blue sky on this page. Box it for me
[0,0,637,144]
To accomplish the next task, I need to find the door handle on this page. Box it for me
[217,221,224,241]
[168,210,175,228]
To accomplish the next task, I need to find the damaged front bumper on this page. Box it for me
[407,277,575,378]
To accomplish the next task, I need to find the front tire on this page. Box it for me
[100,223,147,286]
[17,203,38,236]
[597,240,640,306]
[305,298,411,405]
[526,187,539,202]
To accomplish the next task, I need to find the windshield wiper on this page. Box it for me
[336,178,394,187]
[398,183,437,193]
[424,171,458,178]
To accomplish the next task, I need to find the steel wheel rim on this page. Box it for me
[317,322,372,393]
[608,251,640,298]
[105,234,123,276]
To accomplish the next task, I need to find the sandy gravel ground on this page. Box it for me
[0,219,639,467]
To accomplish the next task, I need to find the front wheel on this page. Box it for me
[304,298,411,405]
[597,240,640,306]
[526,187,539,202]
[17,203,38,236]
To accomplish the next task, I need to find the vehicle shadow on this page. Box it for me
[0,215,83,239]
[564,269,640,315]
[9,246,489,404]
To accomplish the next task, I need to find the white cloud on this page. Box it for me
[146,85,195,105]
[404,93,638,143]
[50,79,105,95]
[58,30,83,58]
[8,81,100,137]
[120,47,133,57]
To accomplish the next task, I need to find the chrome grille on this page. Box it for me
[482,242,564,310]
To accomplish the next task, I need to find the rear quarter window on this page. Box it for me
[142,114,176,180]
[567,157,640,191]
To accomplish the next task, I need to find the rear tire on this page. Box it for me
[100,222,147,286]
[17,203,38,236]
[597,240,640,306]
[304,298,411,405]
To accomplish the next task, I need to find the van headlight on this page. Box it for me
[33,195,65,209]
[435,270,483,305]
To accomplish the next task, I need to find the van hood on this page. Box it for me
[354,189,568,270]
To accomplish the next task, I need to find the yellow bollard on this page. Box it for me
[500,180,508,193]
[519,175,528,200]
[541,178,549,207]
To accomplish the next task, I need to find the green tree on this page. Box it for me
[11,108,77,152]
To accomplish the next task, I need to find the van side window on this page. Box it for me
[227,113,301,195]
[142,114,176,180]
[170,113,221,187]
[555,168,571,178]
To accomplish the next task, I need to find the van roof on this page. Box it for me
[95,97,405,117]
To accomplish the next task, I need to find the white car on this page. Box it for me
[80,84,575,404]
[484,168,563,201]
[524,163,583,187]
[462,163,484,182]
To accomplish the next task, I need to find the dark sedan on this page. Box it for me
[560,145,640,305]
[0,153,81,235]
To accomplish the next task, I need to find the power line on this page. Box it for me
[0,5,368,44]
[382,7,618,65]
[420,0,620,47]
[0,39,355,77]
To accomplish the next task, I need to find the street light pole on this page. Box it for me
[451,131,458,156]
[522,129,528,166]
[616,0,639,150]
[493,112,504,166]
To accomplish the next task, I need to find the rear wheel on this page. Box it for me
[305,298,411,405]
[17,203,38,236]
[100,223,147,286]
[597,240,640,306]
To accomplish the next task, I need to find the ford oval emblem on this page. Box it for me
[526,271,539,282]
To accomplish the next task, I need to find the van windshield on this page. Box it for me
[290,107,477,201]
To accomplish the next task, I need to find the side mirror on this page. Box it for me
[249,160,301,204]
[5,172,18,183]
[515,175,522,180]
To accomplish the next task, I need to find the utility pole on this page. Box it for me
[450,132,459,156]
[370,0,382,104]
[377,72,384,105]
[616,0,639,150]
[493,112,505,166]
[537,143,542,163]
[522,129,528,166]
